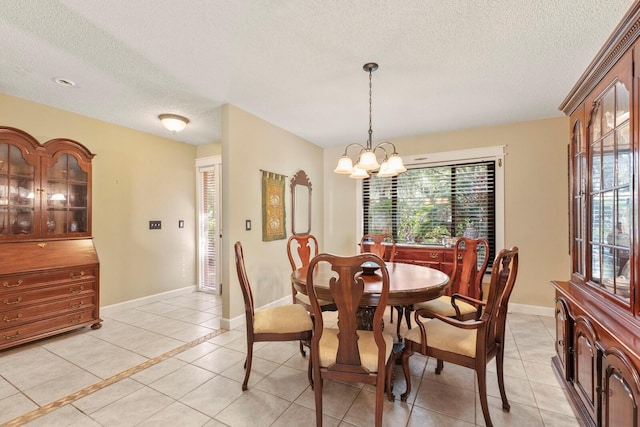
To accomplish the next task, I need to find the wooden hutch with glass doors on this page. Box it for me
[553,2,640,426]
[0,126,100,351]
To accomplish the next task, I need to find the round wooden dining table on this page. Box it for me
[291,261,450,309]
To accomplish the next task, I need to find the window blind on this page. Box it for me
[363,160,496,265]
[201,169,218,291]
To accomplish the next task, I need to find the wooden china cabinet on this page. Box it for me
[552,3,640,426]
[0,126,100,351]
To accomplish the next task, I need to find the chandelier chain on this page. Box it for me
[368,68,373,148]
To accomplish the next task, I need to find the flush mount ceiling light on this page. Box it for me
[158,114,189,132]
[334,62,406,179]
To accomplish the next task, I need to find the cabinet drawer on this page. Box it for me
[0,308,97,350]
[0,295,95,328]
[0,281,95,312]
[443,251,464,263]
[0,266,97,295]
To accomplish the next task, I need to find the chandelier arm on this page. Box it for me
[373,141,399,155]
[341,142,366,157]
[372,144,390,159]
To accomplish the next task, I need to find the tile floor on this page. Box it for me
[0,290,579,426]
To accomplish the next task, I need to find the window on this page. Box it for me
[196,156,221,294]
[360,146,505,265]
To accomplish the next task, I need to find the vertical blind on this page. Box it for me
[363,160,496,264]
[201,169,218,292]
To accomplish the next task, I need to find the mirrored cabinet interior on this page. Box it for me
[552,3,640,426]
[0,126,100,351]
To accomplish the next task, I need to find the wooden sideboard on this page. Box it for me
[362,244,474,297]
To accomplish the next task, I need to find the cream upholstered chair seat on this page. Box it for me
[403,318,477,358]
[414,295,477,319]
[319,329,394,372]
[253,304,313,334]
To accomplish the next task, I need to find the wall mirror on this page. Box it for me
[290,170,312,235]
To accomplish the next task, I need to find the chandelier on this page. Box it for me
[334,62,406,179]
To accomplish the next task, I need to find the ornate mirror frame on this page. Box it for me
[290,170,312,235]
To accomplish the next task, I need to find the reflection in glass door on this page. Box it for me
[196,156,221,294]
[589,80,631,301]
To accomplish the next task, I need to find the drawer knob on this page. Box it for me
[70,286,85,294]
[69,271,85,279]
[37,242,47,248]
[3,297,22,305]
[3,313,22,322]
[3,280,23,288]
[69,302,83,309]
[69,315,82,324]
[430,253,439,259]
[3,331,20,340]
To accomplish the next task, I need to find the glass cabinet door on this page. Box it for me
[572,117,586,278]
[589,79,632,302]
[0,143,38,239]
[45,153,89,236]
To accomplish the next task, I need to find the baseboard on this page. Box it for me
[220,295,291,331]
[101,285,198,316]
[508,303,554,317]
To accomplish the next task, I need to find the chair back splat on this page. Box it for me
[287,234,319,271]
[359,233,395,262]
[481,248,519,357]
[450,237,489,299]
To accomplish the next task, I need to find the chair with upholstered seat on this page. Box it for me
[414,237,489,321]
[359,233,408,338]
[234,241,313,391]
[399,246,519,427]
[306,253,394,427]
[287,234,337,312]
[287,234,337,357]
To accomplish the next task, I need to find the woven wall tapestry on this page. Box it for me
[261,170,286,241]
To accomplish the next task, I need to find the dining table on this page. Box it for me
[291,261,450,330]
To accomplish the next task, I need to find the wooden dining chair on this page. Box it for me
[287,234,337,357]
[399,247,519,427]
[306,253,394,427]
[359,233,408,338]
[287,234,337,312]
[234,241,313,391]
[414,237,489,321]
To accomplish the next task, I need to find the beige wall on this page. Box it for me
[196,143,221,158]
[1,93,199,306]
[2,91,570,314]
[323,117,570,308]
[221,104,324,321]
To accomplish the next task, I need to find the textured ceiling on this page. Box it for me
[0,0,635,147]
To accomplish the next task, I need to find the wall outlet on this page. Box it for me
[245,220,251,231]
[178,220,184,228]
[149,221,161,230]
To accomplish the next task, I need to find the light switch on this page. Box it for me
[245,220,251,231]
